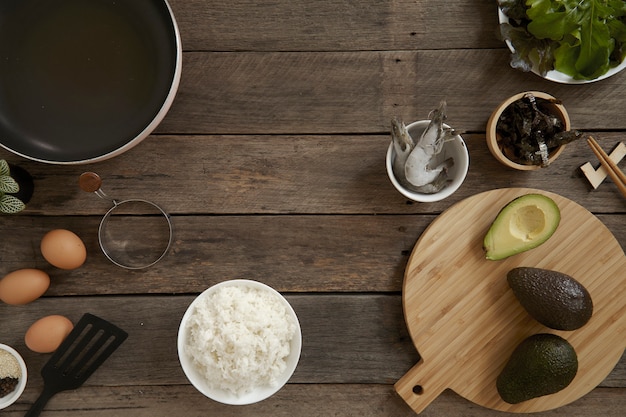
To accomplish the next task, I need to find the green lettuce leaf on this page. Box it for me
[527,10,579,40]
[577,18,613,78]
[554,39,581,77]
[499,0,626,80]
[608,18,626,43]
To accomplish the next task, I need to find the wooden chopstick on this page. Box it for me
[587,136,626,198]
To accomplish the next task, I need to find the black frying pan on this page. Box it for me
[0,0,181,164]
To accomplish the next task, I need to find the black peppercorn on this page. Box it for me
[0,377,18,397]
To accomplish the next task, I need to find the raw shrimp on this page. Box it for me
[391,117,414,181]
[391,101,457,194]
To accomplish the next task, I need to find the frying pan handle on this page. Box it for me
[394,359,446,414]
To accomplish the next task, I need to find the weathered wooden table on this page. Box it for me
[1,1,624,416]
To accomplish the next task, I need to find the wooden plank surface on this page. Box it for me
[168,0,503,52]
[0,295,416,387]
[0,212,623,295]
[3,386,624,417]
[3,133,625,216]
[156,51,626,135]
[0,295,622,387]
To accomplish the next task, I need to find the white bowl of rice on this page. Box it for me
[177,279,302,405]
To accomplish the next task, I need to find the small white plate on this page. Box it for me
[177,279,302,405]
[0,344,27,410]
[497,8,626,84]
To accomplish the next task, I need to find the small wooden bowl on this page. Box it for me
[486,91,570,170]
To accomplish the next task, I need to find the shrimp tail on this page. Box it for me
[391,118,414,183]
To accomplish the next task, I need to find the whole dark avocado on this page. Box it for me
[507,267,593,331]
[497,333,578,404]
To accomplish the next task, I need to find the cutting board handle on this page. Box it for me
[394,359,447,414]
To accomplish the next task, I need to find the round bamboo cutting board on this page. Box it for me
[395,188,626,414]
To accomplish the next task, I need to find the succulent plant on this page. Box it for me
[0,159,26,213]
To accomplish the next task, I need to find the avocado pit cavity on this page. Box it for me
[510,205,546,241]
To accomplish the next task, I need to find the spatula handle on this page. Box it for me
[24,387,56,417]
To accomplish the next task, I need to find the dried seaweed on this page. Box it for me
[496,93,582,166]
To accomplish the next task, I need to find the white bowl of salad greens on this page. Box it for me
[497,0,626,84]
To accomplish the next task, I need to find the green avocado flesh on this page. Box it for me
[508,267,593,331]
[484,194,560,260]
[497,333,578,404]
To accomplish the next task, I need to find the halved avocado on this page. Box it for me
[484,194,560,261]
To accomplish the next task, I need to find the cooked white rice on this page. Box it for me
[184,283,296,396]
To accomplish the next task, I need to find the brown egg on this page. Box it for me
[40,229,87,269]
[0,269,50,305]
[25,315,74,353]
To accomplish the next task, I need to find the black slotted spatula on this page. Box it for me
[25,313,128,417]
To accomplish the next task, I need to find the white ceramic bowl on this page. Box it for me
[497,8,626,84]
[386,120,469,203]
[0,344,27,410]
[178,279,302,405]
